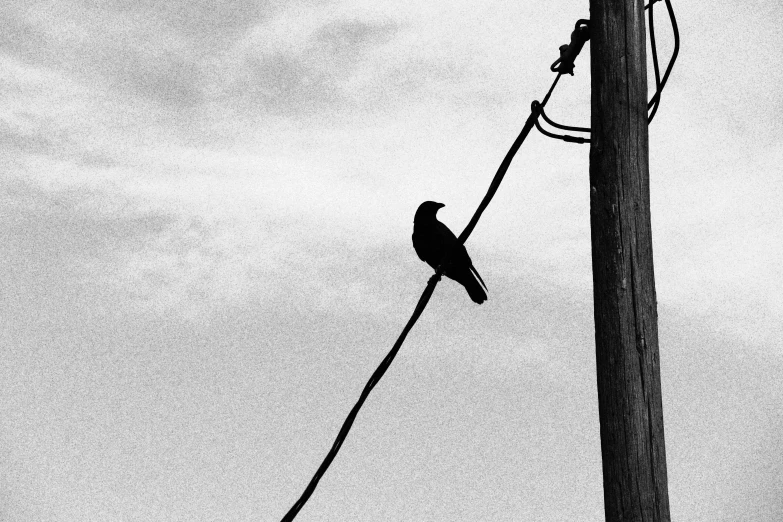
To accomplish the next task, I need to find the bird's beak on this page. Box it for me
[436,203,445,208]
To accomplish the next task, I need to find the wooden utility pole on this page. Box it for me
[588,1,671,521]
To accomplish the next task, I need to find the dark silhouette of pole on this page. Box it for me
[588,1,671,521]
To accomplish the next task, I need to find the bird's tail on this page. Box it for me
[470,265,488,292]
[463,271,488,304]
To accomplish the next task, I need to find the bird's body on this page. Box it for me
[412,201,488,304]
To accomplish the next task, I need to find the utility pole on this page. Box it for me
[588,1,671,521]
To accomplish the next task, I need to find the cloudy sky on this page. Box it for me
[1,1,781,520]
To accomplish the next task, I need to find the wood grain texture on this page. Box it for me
[589,0,671,521]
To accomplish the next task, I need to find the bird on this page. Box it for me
[412,201,488,304]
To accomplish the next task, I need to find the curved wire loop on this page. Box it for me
[647,0,680,123]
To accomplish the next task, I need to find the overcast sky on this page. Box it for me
[1,1,781,521]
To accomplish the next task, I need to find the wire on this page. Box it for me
[535,20,591,144]
[534,115,590,144]
[540,72,562,107]
[647,2,661,92]
[279,272,440,522]
[648,0,662,119]
[539,106,590,134]
[278,73,562,522]
[647,0,680,123]
[532,97,591,144]
[454,76,558,246]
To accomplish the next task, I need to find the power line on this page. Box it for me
[279,71,566,522]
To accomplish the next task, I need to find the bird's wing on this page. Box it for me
[470,265,488,291]
[434,220,458,243]
[435,219,478,266]
[434,220,488,291]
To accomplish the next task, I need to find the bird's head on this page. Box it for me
[414,201,445,223]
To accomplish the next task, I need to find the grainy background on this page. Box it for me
[1,1,781,520]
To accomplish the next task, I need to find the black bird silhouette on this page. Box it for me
[412,201,488,304]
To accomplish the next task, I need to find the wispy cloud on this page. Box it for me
[2,2,203,107]
[215,13,410,117]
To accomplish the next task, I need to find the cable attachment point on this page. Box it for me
[531,100,591,144]
[550,19,591,75]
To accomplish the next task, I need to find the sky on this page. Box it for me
[1,1,781,521]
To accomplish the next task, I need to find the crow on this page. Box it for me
[412,201,488,304]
